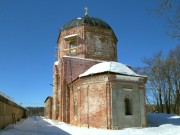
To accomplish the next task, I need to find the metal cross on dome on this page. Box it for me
[85,7,88,16]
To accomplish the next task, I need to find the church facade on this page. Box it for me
[44,11,147,129]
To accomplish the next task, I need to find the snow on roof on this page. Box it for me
[63,34,79,39]
[79,61,143,77]
[0,91,14,102]
[0,91,27,110]
[63,56,105,62]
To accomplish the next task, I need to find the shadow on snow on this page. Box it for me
[147,113,180,127]
[0,116,71,135]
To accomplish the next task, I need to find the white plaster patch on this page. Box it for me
[88,96,104,115]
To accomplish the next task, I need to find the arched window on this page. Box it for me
[125,98,132,115]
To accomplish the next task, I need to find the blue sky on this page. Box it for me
[0,0,179,107]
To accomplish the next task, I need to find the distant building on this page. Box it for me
[45,9,147,129]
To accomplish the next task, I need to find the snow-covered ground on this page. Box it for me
[0,113,180,135]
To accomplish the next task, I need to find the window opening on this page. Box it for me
[125,98,132,115]
[69,41,77,55]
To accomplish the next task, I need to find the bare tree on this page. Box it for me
[167,45,180,114]
[143,51,165,113]
[143,45,180,114]
[156,0,180,39]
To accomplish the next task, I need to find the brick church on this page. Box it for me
[44,9,147,129]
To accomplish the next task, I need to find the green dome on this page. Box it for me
[62,15,112,30]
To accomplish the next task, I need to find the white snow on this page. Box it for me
[79,61,143,77]
[63,34,79,39]
[54,61,58,65]
[63,55,104,62]
[0,113,180,135]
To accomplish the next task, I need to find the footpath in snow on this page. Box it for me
[0,113,180,135]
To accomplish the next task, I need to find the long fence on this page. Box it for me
[0,94,27,129]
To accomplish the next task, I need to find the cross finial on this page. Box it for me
[85,7,88,16]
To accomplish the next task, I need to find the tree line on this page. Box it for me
[26,107,44,116]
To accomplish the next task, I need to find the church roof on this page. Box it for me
[61,15,112,30]
[79,62,145,77]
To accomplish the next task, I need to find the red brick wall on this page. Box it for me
[84,25,117,61]
[58,26,85,60]
[62,57,100,84]
[58,57,101,122]
[69,74,112,129]
[58,25,117,62]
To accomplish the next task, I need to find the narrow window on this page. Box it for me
[125,98,132,115]
[69,41,77,55]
